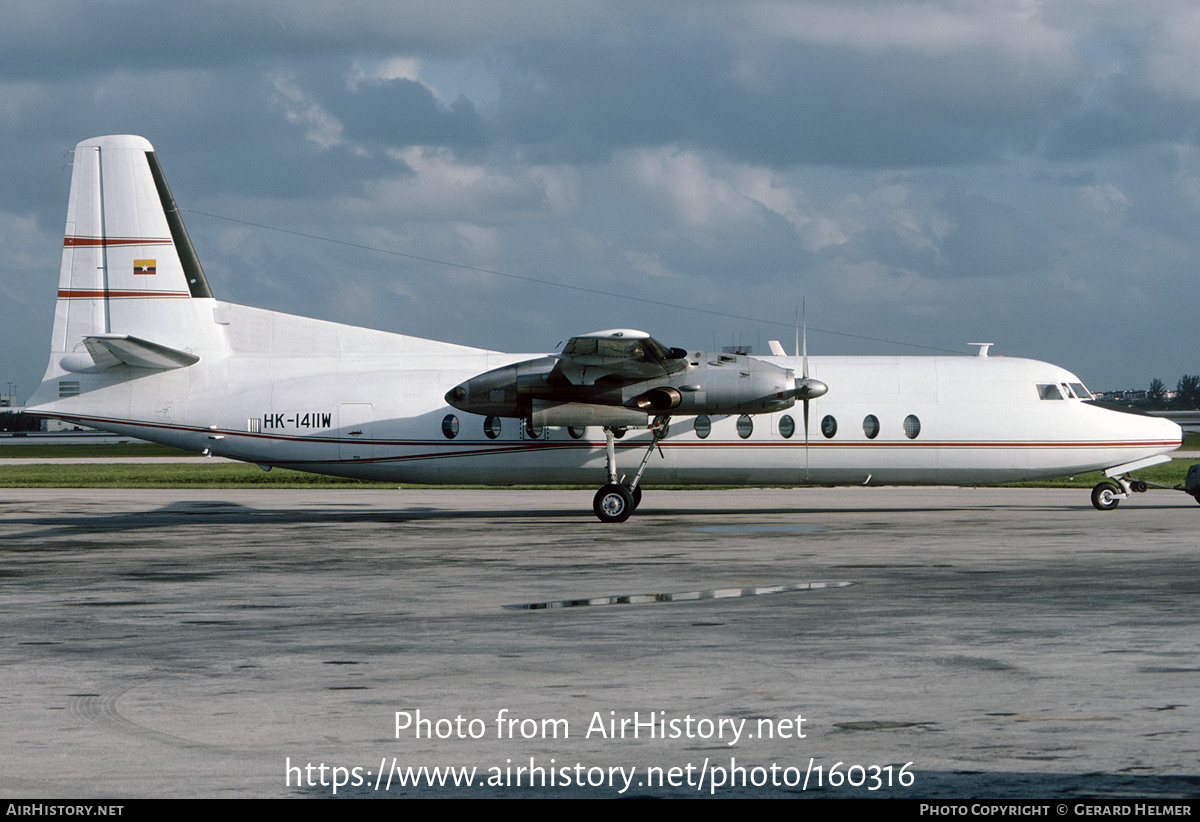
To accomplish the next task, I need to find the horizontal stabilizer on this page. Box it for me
[81,334,200,370]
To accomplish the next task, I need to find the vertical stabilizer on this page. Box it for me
[48,135,216,371]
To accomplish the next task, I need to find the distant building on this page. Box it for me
[1096,389,1177,403]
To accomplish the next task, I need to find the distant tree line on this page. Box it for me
[1142,375,1200,410]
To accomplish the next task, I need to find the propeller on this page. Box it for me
[793,301,828,441]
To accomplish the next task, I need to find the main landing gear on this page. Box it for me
[592,416,668,523]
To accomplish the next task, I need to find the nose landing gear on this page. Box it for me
[1090,480,1124,511]
[1090,456,1197,510]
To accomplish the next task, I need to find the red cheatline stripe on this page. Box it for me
[63,237,173,247]
[32,414,1181,458]
[57,289,189,298]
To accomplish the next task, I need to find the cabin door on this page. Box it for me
[338,402,375,461]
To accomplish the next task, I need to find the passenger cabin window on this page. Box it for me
[441,414,459,439]
[694,415,711,439]
[736,415,753,439]
[862,414,880,439]
[567,426,585,439]
[484,416,502,439]
[821,415,837,438]
[1037,384,1064,400]
[524,420,543,440]
[778,415,795,439]
[903,414,921,439]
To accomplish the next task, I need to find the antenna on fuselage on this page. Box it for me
[969,342,994,358]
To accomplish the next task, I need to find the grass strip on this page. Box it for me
[0,458,1194,490]
[0,463,396,488]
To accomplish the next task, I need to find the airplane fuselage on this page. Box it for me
[37,301,1181,488]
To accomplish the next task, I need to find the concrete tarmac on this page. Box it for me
[1,486,1197,799]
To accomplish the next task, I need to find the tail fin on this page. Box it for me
[47,135,216,373]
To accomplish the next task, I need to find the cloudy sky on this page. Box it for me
[3,0,1198,402]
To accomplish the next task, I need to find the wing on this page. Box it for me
[551,329,688,386]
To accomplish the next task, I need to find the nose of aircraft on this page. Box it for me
[1130,411,1184,457]
[1149,412,1183,444]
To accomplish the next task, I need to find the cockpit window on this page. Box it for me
[1038,382,1091,400]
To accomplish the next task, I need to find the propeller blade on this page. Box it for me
[795,301,828,448]
[802,299,808,379]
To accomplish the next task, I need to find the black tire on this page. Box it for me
[630,485,643,510]
[593,483,634,523]
[1091,481,1121,511]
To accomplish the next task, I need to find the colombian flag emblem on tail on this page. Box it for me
[133,259,156,275]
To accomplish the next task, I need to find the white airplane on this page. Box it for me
[25,135,1187,521]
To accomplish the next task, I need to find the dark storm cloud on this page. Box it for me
[1044,82,1200,161]
[323,76,485,150]
[938,194,1055,279]
[488,14,1077,168]
[0,0,561,80]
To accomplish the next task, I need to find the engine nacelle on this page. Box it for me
[445,349,816,424]
[674,354,796,415]
[443,357,557,418]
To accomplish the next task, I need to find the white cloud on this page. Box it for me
[356,147,579,223]
[737,172,849,252]
[1141,4,1200,101]
[268,72,345,150]
[1078,181,1129,231]
[370,57,424,84]
[622,147,764,227]
[350,56,440,98]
